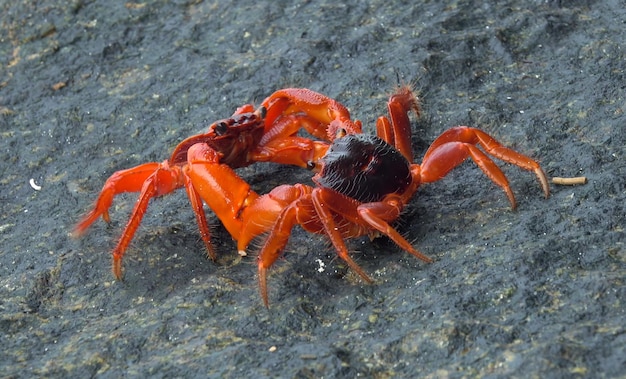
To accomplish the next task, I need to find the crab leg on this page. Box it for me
[236,184,313,306]
[310,190,374,284]
[357,201,433,263]
[183,173,216,261]
[376,86,421,162]
[255,200,302,308]
[420,126,549,208]
[73,162,165,234]
[74,160,186,279]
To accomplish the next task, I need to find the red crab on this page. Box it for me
[74,89,362,278]
[236,86,550,306]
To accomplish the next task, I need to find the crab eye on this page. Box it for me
[214,121,228,135]
[306,161,316,170]
[257,106,267,119]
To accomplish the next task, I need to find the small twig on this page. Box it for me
[552,176,587,185]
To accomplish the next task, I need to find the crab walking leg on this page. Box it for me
[376,86,421,162]
[106,162,185,278]
[421,142,519,208]
[183,173,216,261]
[73,162,166,234]
[238,184,315,307]
[311,190,374,283]
[423,127,550,198]
[255,203,300,308]
[313,187,433,268]
[420,127,549,209]
[73,160,187,278]
[357,201,433,263]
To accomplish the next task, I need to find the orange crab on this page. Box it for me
[74,89,361,278]
[235,87,550,306]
